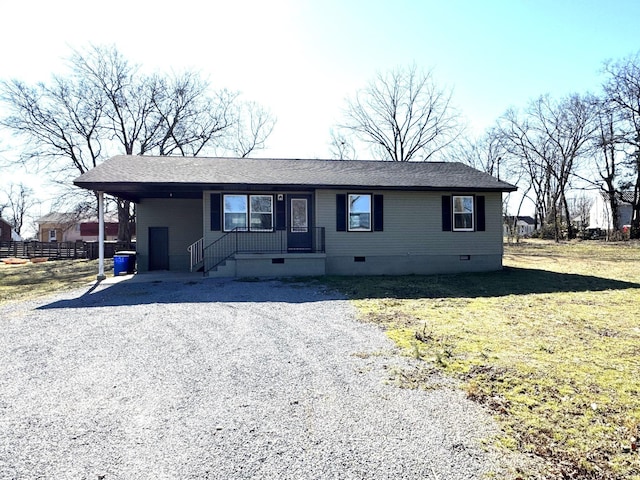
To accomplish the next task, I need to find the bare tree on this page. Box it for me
[146,72,240,157]
[587,97,629,237]
[0,74,105,227]
[568,192,594,237]
[602,52,640,238]
[498,106,553,235]
[225,101,276,158]
[340,64,462,161]
[498,94,596,240]
[69,46,155,157]
[449,128,534,238]
[69,46,233,240]
[328,128,357,160]
[0,76,104,178]
[447,128,506,177]
[0,44,275,242]
[541,94,597,239]
[0,182,39,236]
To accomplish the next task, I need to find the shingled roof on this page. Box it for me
[600,190,636,204]
[74,155,516,201]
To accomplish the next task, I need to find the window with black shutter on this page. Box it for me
[210,193,221,231]
[442,195,485,232]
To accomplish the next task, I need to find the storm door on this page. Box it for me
[287,195,312,252]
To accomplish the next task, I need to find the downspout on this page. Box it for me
[97,191,106,281]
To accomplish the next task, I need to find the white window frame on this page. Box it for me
[453,195,474,232]
[49,229,57,241]
[223,194,248,231]
[223,194,274,232]
[249,195,274,232]
[348,194,372,232]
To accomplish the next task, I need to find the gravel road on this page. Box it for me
[0,276,517,479]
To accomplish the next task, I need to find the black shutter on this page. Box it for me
[442,195,452,231]
[476,195,485,231]
[373,194,384,231]
[336,194,346,231]
[210,193,221,231]
[276,195,286,231]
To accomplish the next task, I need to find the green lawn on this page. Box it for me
[322,240,640,480]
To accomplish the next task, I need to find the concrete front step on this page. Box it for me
[205,258,236,277]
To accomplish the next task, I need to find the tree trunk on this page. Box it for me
[603,185,619,241]
[117,199,132,242]
[562,194,574,239]
[631,192,640,240]
[632,155,640,240]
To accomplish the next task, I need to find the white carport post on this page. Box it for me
[97,191,106,281]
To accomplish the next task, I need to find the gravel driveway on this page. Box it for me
[0,276,516,479]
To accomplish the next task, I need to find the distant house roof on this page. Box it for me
[504,215,536,225]
[37,212,119,224]
[36,212,77,224]
[74,155,517,201]
[601,191,636,204]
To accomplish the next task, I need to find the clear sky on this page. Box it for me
[1,0,639,218]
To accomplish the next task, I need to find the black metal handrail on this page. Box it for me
[203,227,325,274]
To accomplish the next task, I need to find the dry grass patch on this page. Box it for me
[322,240,640,479]
[0,259,111,304]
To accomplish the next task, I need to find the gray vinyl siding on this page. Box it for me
[203,190,312,247]
[316,190,504,257]
[137,198,203,272]
[140,189,504,275]
[204,190,270,247]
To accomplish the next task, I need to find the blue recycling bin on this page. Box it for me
[114,251,136,275]
[113,255,128,276]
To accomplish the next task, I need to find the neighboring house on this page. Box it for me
[74,155,517,277]
[36,212,121,242]
[503,216,537,237]
[589,191,634,230]
[0,218,21,241]
[78,216,135,241]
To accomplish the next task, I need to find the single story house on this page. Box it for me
[589,191,634,231]
[74,155,517,277]
[36,212,122,242]
[503,215,537,237]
